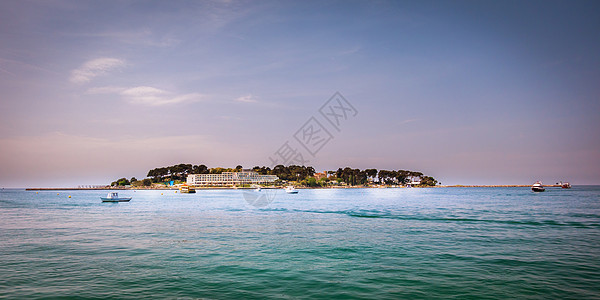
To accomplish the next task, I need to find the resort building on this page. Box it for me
[187,170,279,186]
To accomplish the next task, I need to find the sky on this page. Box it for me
[1,0,599,187]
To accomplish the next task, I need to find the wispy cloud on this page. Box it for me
[85,86,126,94]
[235,94,258,103]
[120,86,202,106]
[400,118,420,125]
[67,29,180,48]
[70,58,125,84]
[1,57,58,75]
[0,66,16,76]
[339,46,361,55]
[84,85,202,106]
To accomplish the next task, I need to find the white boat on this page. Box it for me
[101,192,132,202]
[255,187,262,192]
[560,181,571,189]
[285,186,298,194]
[531,181,545,192]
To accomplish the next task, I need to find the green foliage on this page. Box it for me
[269,165,314,181]
[336,167,368,186]
[111,177,130,186]
[146,163,196,182]
[209,167,237,174]
[365,169,378,180]
[377,170,425,185]
[142,164,319,185]
[318,177,329,186]
[419,176,438,186]
[252,166,271,175]
[193,164,209,174]
[306,177,318,187]
[131,163,438,188]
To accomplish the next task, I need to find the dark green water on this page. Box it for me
[1,187,599,299]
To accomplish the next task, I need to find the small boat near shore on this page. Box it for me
[101,192,132,202]
[179,184,196,193]
[285,186,298,194]
[531,181,545,192]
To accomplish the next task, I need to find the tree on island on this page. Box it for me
[111,177,130,186]
[365,169,378,182]
[252,166,271,175]
[419,176,438,186]
[192,164,209,174]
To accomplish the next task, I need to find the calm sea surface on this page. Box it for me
[1,187,599,299]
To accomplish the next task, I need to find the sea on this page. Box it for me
[1,186,599,299]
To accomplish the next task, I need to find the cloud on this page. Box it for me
[85,86,126,94]
[1,57,57,75]
[339,46,361,55]
[69,29,180,48]
[83,85,202,106]
[120,86,202,106]
[70,58,125,84]
[235,94,258,103]
[399,118,419,125]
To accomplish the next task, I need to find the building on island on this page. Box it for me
[406,179,421,188]
[409,179,421,185]
[187,170,278,186]
[313,171,328,180]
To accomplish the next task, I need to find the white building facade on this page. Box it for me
[187,171,278,186]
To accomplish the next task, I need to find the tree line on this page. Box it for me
[118,163,438,187]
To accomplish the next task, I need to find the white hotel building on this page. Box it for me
[187,170,278,186]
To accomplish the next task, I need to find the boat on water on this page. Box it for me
[560,181,572,189]
[101,192,132,202]
[531,181,545,192]
[285,186,299,194]
[179,184,196,193]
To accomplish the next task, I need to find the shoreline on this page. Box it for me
[24,184,565,191]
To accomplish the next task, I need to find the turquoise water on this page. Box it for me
[1,187,599,299]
